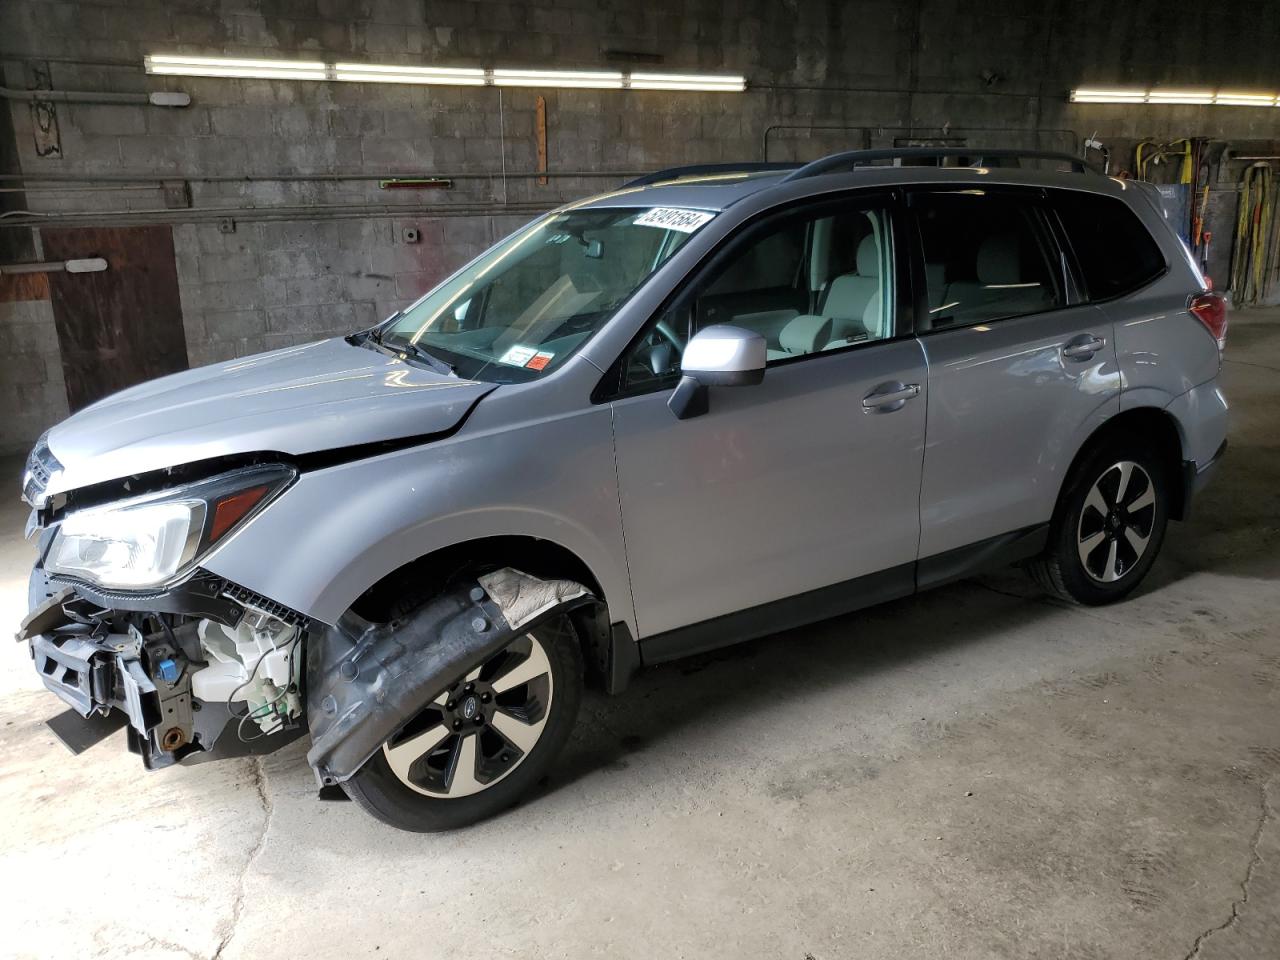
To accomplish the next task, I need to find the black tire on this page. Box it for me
[341,615,583,831]
[1027,436,1170,605]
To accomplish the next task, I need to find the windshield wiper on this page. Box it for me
[390,338,457,377]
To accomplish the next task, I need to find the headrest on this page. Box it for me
[856,235,879,276]
[976,234,1021,285]
[779,314,833,355]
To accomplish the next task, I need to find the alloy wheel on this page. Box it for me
[382,633,554,798]
[1076,460,1157,583]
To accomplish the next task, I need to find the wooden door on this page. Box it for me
[40,225,189,412]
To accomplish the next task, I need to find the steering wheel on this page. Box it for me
[654,318,685,352]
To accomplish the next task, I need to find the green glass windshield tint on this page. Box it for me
[377,207,713,382]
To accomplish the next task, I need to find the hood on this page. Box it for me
[42,338,495,497]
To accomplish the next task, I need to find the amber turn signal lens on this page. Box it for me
[208,485,271,544]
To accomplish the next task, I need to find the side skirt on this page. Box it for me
[914,523,1048,592]
[639,563,915,666]
[636,523,1049,668]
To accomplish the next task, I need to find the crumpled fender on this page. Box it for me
[305,568,592,784]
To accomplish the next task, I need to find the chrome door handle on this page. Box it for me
[1062,334,1106,361]
[862,382,920,411]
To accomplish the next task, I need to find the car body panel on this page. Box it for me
[916,304,1121,557]
[610,338,928,637]
[1112,298,1222,410]
[202,356,634,630]
[1165,380,1229,468]
[41,337,493,497]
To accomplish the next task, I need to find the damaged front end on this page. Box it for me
[19,571,307,768]
[20,560,601,786]
[18,455,310,767]
[307,568,592,786]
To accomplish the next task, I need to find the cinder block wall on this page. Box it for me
[1,0,1279,452]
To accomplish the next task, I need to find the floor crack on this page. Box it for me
[211,757,272,960]
[1182,775,1274,960]
[1223,357,1280,376]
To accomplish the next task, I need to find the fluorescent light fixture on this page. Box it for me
[144,55,745,93]
[492,68,624,89]
[629,72,747,92]
[1146,90,1214,104]
[1071,88,1154,103]
[1071,86,1280,107]
[1216,91,1279,106]
[145,55,326,80]
[333,63,486,85]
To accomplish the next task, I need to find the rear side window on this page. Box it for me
[910,190,1065,331]
[1052,192,1166,301]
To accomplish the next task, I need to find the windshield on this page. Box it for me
[374,206,716,382]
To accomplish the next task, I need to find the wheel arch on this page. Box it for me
[1057,406,1187,523]
[345,535,631,692]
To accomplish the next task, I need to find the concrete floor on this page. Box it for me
[1,312,1278,960]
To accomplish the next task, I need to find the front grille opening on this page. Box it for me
[41,658,58,676]
[61,667,80,687]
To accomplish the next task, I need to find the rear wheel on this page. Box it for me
[342,615,583,831]
[1027,439,1169,605]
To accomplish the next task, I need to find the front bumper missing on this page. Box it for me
[19,571,304,768]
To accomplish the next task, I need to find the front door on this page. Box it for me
[907,187,1122,559]
[608,195,928,641]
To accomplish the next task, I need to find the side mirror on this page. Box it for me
[668,324,766,420]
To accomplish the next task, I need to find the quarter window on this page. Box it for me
[911,191,1065,331]
[1051,191,1166,300]
[619,202,896,393]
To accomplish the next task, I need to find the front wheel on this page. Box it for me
[1027,439,1169,605]
[342,615,583,831]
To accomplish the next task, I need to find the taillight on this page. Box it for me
[1189,291,1228,352]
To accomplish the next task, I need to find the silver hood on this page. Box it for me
[40,337,495,499]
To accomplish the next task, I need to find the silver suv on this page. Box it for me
[18,149,1228,831]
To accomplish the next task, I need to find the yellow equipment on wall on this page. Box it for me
[1230,162,1277,306]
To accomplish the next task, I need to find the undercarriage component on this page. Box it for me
[19,576,307,768]
[192,606,301,736]
[305,568,593,786]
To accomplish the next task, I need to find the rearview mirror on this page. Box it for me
[668,324,766,420]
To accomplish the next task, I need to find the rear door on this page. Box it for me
[607,194,928,643]
[908,187,1122,564]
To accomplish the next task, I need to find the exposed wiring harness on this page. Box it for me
[226,636,301,744]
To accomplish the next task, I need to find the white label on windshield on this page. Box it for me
[498,345,538,366]
[633,207,715,233]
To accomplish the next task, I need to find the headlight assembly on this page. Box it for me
[44,465,295,591]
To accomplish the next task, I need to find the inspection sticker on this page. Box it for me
[633,207,716,233]
[498,345,538,366]
[525,351,555,371]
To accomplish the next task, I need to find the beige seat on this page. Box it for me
[940,233,1051,325]
[820,235,883,341]
[765,314,834,361]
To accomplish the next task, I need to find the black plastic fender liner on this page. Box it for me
[304,571,594,785]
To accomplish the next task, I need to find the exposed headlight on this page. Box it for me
[44,465,295,590]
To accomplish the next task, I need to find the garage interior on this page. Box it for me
[1,1,1278,957]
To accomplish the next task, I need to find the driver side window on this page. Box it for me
[620,200,895,393]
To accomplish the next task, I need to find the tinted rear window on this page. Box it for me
[1053,192,1166,300]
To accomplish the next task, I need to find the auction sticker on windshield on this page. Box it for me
[498,345,538,366]
[633,208,716,233]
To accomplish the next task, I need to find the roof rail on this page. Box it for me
[624,162,799,188]
[780,148,1092,182]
